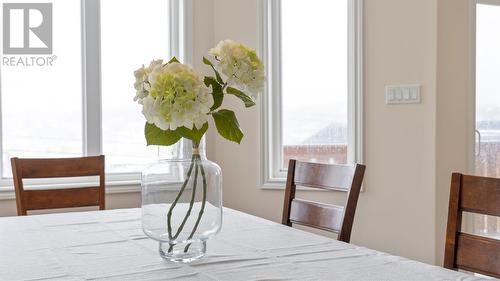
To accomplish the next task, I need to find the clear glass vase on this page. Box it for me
[141,139,222,262]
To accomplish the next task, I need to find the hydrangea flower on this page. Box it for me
[135,62,212,131]
[209,40,265,99]
[133,60,163,102]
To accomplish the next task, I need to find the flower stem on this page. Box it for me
[184,159,208,252]
[167,155,199,253]
[167,154,196,242]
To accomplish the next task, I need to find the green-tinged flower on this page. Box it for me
[139,62,212,131]
[209,40,265,98]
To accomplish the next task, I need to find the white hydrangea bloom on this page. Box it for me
[139,95,169,130]
[209,40,265,99]
[139,62,212,131]
[133,59,163,102]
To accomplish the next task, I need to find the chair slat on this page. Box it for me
[11,156,105,215]
[461,175,500,216]
[294,161,355,190]
[290,199,344,232]
[24,187,101,210]
[456,233,500,278]
[15,156,104,178]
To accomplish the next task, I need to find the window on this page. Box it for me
[101,0,170,174]
[0,0,188,185]
[1,0,83,178]
[261,0,363,186]
[0,0,83,177]
[472,0,500,238]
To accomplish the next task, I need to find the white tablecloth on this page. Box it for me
[0,208,488,281]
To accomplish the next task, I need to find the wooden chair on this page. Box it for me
[282,159,366,243]
[444,173,500,278]
[11,156,105,216]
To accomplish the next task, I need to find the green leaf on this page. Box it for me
[203,57,224,84]
[145,123,181,146]
[204,76,224,111]
[175,122,209,144]
[168,56,180,64]
[212,109,244,144]
[226,87,256,108]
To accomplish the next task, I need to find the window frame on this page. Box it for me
[465,0,500,234]
[471,0,500,173]
[0,0,192,191]
[260,0,363,189]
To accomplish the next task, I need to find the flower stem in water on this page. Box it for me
[166,154,196,243]
[184,159,208,252]
[168,155,199,252]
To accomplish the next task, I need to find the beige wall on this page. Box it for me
[0,0,474,266]
[435,0,473,265]
[360,0,438,263]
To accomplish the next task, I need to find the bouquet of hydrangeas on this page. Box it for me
[134,40,264,253]
[134,40,264,146]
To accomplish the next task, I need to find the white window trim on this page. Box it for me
[468,0,477,174]
[82,0,102,157]
[260,0,364,189]
[0,0,192,197]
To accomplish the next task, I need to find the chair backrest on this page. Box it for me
[444,173,500,278]
[11,156,105,216]
[282,159,366,243]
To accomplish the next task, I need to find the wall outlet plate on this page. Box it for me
[385,84,421,104]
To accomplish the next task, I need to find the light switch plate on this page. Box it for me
[385,84,421,104]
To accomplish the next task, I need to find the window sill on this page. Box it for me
[0,180,141,200]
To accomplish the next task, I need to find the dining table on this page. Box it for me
[0,207,488,281]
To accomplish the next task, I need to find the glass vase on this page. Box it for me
[141,139,222,262]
